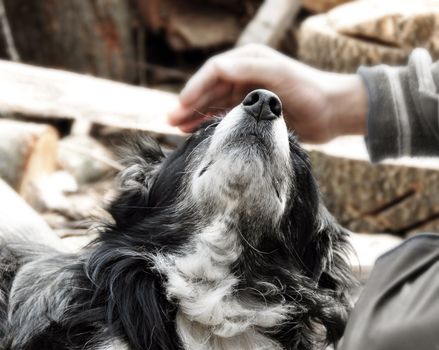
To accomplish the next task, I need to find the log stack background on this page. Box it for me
[1,0,439,276]
[298,0,439,72]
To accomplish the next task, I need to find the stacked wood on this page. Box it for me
[303,0,353,13]
[1,0,136,82]
[58,135,121,184]
[305,136,439,236]
[298,0,439,72]
[136,0,261,51]
[0,59,183,139]
[0,119,58,202]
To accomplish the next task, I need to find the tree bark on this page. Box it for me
[2,0,136,82]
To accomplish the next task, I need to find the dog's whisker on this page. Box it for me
[193,108,211,119]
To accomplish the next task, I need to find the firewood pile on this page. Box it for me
[299,0,439,71]
[1,0,439,277]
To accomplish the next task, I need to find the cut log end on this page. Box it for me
[0,120,58,201]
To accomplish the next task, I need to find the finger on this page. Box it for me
[178,97,246,132]
[168,106,193,126]
[177,84,257,132]
[204,97,235,116]
[169,83,232,126]
[203,84,258,117]
[179,58,223,107]
[179,115,210,133]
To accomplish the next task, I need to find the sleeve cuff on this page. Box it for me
[357,65,403,163]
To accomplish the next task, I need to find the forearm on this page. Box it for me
[325,74,368,139]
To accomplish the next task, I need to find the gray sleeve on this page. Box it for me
[357,49,439,162]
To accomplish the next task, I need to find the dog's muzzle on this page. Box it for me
[242,89,283,122]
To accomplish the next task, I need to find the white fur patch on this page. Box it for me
[154,218,289,350]
[96,338,129,350]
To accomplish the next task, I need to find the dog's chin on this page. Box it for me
[190,105,291,222]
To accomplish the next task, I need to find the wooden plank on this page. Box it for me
[236,0,301,47]
[0,60,184,136]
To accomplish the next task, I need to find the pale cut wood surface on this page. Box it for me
[0,119,58,195]
[298,0,439,72]
[236,0,301,47]
[0,60,184,136]
[0,178,69,252]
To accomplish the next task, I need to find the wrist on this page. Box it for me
[324,73,368,139]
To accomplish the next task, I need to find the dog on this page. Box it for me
[0,89,353,350]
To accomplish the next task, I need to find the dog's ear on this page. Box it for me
[119,135,165,191]
[286,137,354,345]
[109,135,165,227]
[304,205,352,282]
[306,204,354,344]
[287,138,352,288]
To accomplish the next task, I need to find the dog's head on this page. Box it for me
[102,89,353,350]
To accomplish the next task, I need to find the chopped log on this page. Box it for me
[303,0,352,13]
[137,0,244,51]
[328,0,439,49]
[0,119,58,201]
[236,0,301,47]
[298,14,408,72]
[0,60,183,137]
[1,0,136,82]
[0,178,69,252]
[58,135,121,185]
[298,0,439,72]
[167,4,241,50]
[305,137,439,236]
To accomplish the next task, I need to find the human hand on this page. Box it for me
[168,44,367,143]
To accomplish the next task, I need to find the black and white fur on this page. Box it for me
[0,90,353,350]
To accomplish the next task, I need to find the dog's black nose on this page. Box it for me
[242,89,282,121]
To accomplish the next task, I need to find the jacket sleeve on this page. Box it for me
[357,49,439,162]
